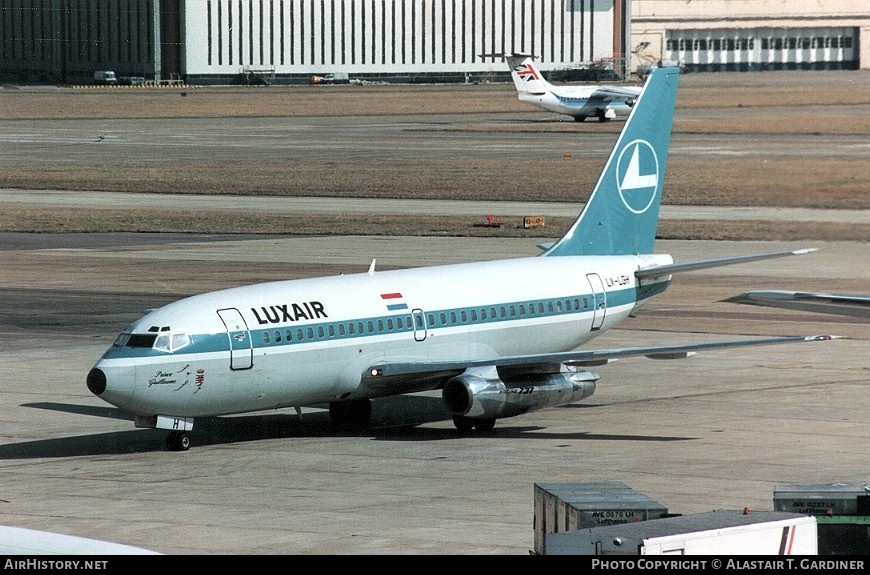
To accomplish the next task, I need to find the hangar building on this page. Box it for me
[632,1,869,74]
[1,0,868,85]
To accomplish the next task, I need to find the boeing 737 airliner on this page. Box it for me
[86,68,836,450]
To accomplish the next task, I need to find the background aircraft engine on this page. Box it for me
[442,370,598,420]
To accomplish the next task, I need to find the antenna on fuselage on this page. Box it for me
[368,259,376,275]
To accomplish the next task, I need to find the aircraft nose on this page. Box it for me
[86,368,106,395]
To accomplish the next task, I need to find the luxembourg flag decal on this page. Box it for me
[381,292,408,311]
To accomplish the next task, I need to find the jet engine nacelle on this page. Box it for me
[442,369,598,420]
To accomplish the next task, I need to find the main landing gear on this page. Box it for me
[573,112,611,123]
[328,399,497,433]
[452,415,496,432]
[166,431,191,451]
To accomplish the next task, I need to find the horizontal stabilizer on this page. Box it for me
[480,51,535,59]
[635,249,817,279]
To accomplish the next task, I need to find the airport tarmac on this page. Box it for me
[0,228,867,555]
[1,73,868,555]
[2,189,869,224]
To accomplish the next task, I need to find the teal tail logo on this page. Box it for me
[544,67,679,257]
[617,140,659,214]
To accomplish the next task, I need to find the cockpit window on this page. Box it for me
[114,332,190,352]
[154,334,170,352]
[172,333,191,350]
[154,333,191,352]
[114,333,158,348]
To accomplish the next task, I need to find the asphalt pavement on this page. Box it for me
[0,229,866,555]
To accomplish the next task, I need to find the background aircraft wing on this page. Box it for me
[361,334,838,393]
[725,291,870,319]
[591,86,643,100]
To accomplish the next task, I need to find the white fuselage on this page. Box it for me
[519,88,636,119]
[91,253,672,419]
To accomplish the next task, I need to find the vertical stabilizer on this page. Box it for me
[543,67,679,257]
[506,53,550,96]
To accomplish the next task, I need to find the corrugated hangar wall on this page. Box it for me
[0,0,627,83]
[631,0,868,73]
[1,0,868,84]
[181,0,626,83]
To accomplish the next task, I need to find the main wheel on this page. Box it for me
[453,415,476,432]
[166,431,191,451]
[473,418,496,432]
[452,415,495,432]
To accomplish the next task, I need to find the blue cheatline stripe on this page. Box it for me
[106,282,669,360]
[386,303,409,311]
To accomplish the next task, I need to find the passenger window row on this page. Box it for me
[259,296,590,345]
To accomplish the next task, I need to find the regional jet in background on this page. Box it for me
[726,291,870,320]
[502,52,642,122]
[85,68,836,451]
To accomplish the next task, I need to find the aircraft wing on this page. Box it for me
[362,334,838,392]
[364,248,832,393]
[725,291,870,319]
[591,85,643,101]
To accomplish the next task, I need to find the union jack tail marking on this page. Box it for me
[515,64,540,82]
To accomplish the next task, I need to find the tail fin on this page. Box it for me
[543,67,680,257]
[505,53,550,97]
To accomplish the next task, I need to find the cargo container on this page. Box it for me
[773,483,870,554]
[774,482,870,516]
[544,509,818,555]
[533,481,669,555]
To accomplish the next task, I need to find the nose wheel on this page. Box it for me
[166,431,191,451]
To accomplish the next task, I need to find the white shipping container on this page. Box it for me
[545,510,817,555]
